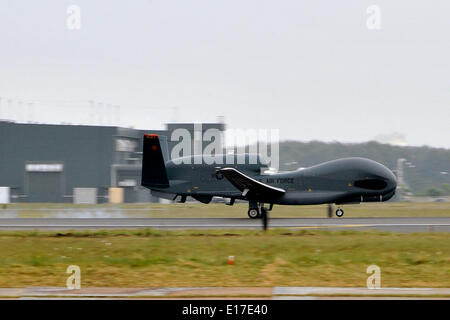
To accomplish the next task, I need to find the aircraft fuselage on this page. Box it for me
[152,156,397,206]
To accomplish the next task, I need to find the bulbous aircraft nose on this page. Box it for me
[385,167,397,192]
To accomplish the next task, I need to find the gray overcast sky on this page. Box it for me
[0,0,449,148]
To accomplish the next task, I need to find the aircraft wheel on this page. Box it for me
[248,208,260,219]
[335,208,344,217]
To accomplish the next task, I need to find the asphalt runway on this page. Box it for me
[1,286,449,299]
[0,217,449,232]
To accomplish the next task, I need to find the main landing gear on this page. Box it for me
[248,202,273,230]
[248,208,260,219]
[247,202,273,219]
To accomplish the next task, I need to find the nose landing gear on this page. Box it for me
[335,207,344,217]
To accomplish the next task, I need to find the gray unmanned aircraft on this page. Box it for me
[141,134,397,222]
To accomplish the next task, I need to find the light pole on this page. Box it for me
[396,158,415,200]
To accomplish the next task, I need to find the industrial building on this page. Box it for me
[0,120,225,203]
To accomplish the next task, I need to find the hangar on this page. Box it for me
[0,120,225,203]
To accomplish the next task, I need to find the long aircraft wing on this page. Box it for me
[218,167,285,198]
